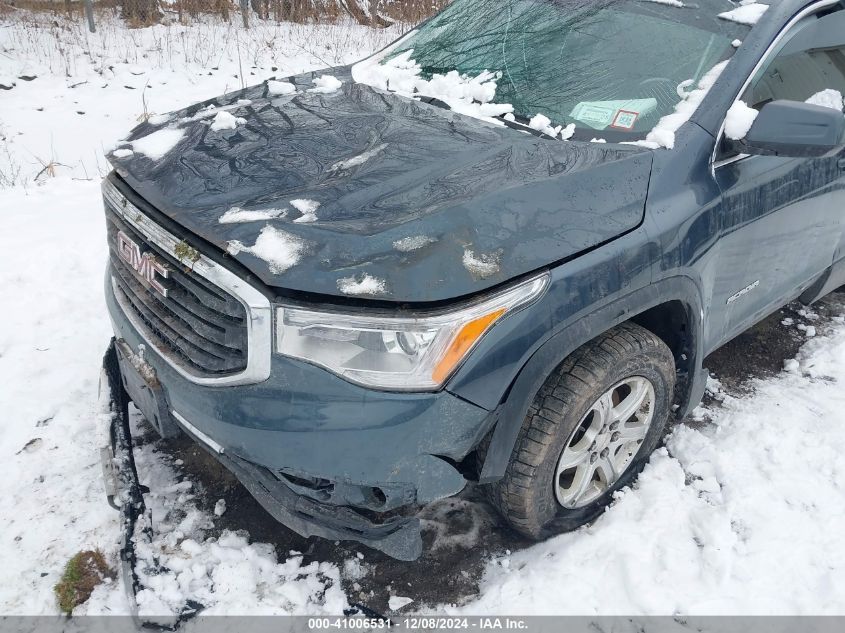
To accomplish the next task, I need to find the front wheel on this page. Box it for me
[487,323,675,538]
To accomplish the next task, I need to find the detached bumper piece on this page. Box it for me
[102,339,423,583]
[101,341,203,627]
[217,450,423,561]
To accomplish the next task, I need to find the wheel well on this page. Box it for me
[629,300,694,411]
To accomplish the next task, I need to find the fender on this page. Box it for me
[478,275,707,484]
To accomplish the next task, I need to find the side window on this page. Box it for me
[744,12,845,109]
[717,9,845,160]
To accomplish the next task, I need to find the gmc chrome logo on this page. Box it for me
[116,230,169,298]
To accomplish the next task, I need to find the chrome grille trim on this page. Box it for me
[103,179,272,386]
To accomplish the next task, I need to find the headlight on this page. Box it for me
[274,272,549,390]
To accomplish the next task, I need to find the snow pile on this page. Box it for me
[0,181,116,614]
[291,199,320,223]
[451,315,845,615]
[718,2,769,26]
[528,114,575,140]
[133,526,346,616]
[806,89,845,112]
[388,596,414,611]
[337,274,387,296]
[393,235,436,252]
[228,226,310,273]
[268,80,297,96]
[78,411,348,617]
[219,207,286,223]
[353,50,513,125]
[112,148,134,159]
[0,180,352,617]
[309,75,343,94]
[130,128,186,160]
[209,110,246,131]
[642,60,729,149]
[724,100,759,140]
[147,113,173,126]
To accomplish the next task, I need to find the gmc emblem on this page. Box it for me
[116,230,170,298]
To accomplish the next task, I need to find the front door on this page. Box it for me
[711,7,845,348]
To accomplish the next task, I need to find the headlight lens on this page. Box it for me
[274,273,549,390]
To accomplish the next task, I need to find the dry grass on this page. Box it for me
[1,9,401,75]
[53,550,116,615]
[0,0,444,27]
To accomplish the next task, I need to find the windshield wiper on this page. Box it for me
[416,96,558,140]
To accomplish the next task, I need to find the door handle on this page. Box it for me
[839,158,845,171]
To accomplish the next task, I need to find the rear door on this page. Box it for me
[711,8,845,347]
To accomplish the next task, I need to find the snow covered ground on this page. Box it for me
[2,9,845,620]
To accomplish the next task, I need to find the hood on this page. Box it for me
[110,67,653,303]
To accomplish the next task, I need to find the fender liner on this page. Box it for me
[479,275,705,484]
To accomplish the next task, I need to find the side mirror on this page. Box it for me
[736,100,845,158]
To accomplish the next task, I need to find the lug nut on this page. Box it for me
[590,453,598,463]
[600,448,609,459]
[611,431,620,442]
[609,422,619,431]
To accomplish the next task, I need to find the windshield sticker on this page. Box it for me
[569,99,657,130]
[572,104,617,126]
[611,110,639,130]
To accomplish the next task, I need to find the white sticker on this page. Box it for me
[574,104,617,126]
[570,98,657,130]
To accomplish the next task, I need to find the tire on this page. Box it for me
[485,322,675,539]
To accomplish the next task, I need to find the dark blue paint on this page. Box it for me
[104,0,845,556]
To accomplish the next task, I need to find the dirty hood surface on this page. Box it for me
[110,67,653,303]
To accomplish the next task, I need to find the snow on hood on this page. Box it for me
[108,68,652,303]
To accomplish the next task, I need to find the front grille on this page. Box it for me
[105,196,249,377]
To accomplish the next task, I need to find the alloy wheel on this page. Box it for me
[554,376,656,509]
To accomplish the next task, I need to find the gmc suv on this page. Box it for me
[101,0,845,560]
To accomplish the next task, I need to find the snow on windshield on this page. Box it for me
[352,49,515,126]
[353,0,747,147]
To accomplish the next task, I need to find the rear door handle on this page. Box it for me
[839,158,845,170]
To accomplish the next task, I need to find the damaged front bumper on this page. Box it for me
[100,335,489,562]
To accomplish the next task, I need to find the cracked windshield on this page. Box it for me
[388,0,749,140]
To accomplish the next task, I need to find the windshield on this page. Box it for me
[383,0,749,141]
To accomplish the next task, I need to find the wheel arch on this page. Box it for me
[478,275,707,484]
